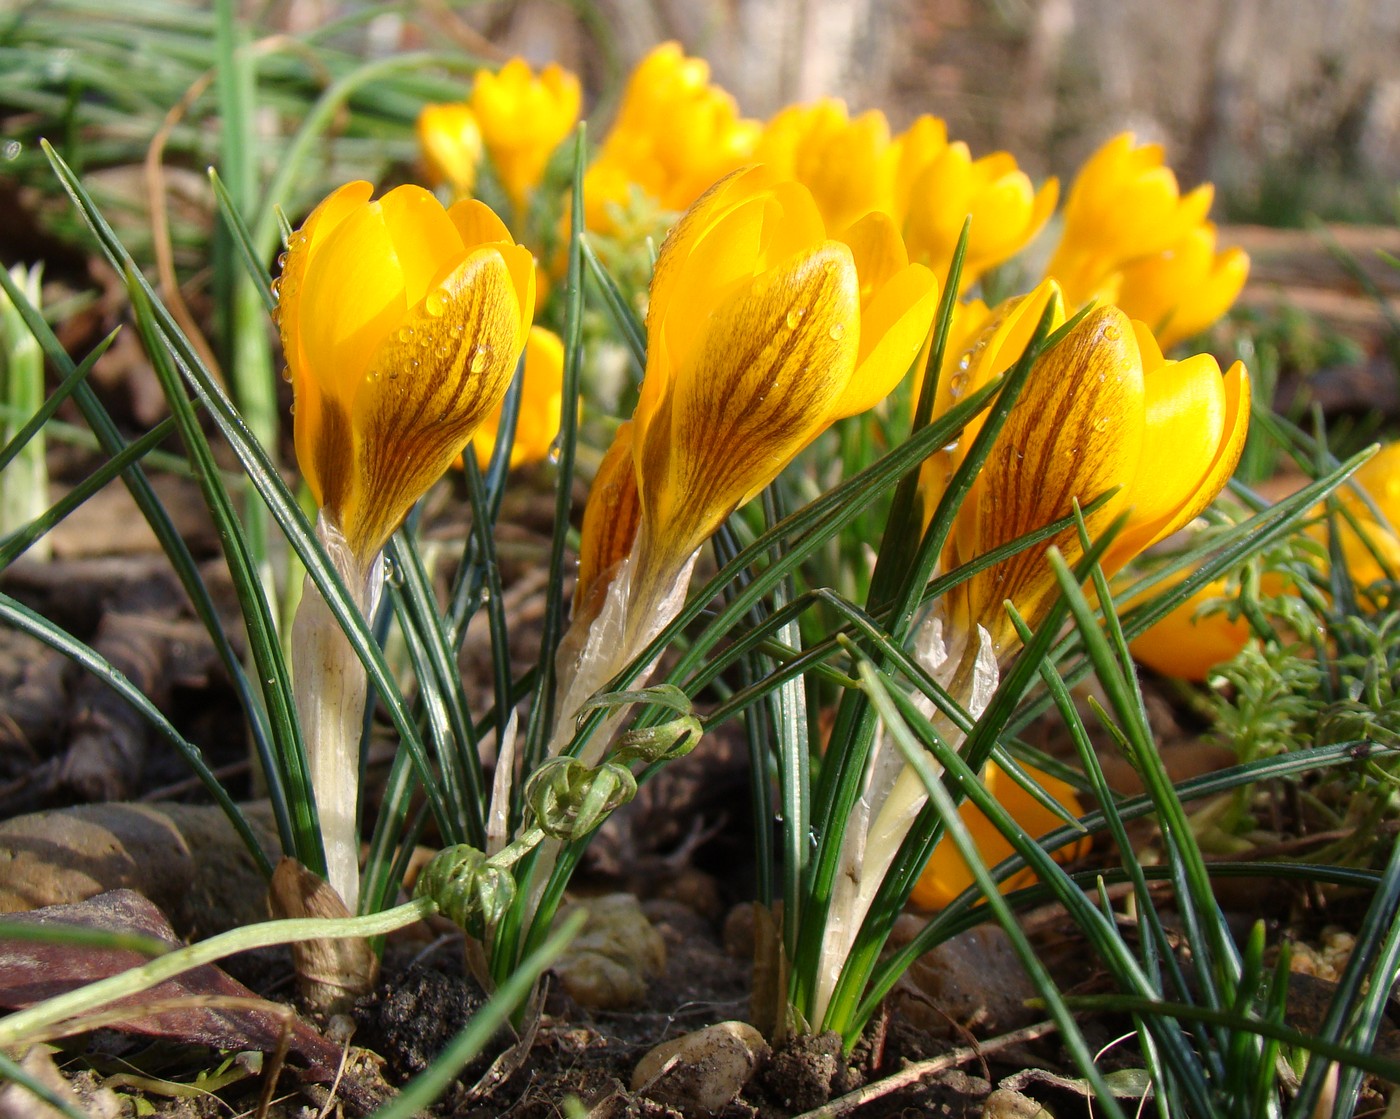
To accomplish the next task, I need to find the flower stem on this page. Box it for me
[290,515,379,911]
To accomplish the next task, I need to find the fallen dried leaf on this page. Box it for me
[0,889,341,1079]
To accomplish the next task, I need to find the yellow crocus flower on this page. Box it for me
[1320,440,1400,589]
[910,760,1089,910]
[584,42,759,232]
[1128,569,1255,681]
[1046,132,1215,308]
[277,181,535,568]
[471,58,581,214]
[558,165,938,756]
[471,325,565,470]
[628,166,939,599]
[416,102,483,199]
[756,99,898,234]
[1116,222,1250,350]
[943,307,1251,653]
[898,139,1058,291]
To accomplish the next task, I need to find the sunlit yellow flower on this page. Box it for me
[1046,133,1215,308]
[628,166,939,592]
[416,102,483,199]
[756,99,897,234]
[898,134,1058,290]
[1116,223,1250,350]
[910,760,1089,910]
[942,306,1251,653]
[1321,441,1400,589]
[471,58,581,214]
[584,42,760,232]
[277,181,535,566]
[468,325,564,470]
[1129,569,1254,681]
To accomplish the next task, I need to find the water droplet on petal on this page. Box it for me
[424,289,447,317]
[469,348,488,374]
[785,308,805,330]
[1103,323,1121,341]
[829,322,846,341]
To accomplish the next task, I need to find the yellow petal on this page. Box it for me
[298,201,407,400]
[1128,571,1252,681]
[1102,345,1251,573]
[955,306,1144,646]
[377,184,468,308]
[575,420,642,623]
[909,761,1087,910]
[416,103,482,197]
[473,324,565,469]
[832,210,939,417]
[339,247,525,561]
[637,241,860,566]
[835,261,939,418]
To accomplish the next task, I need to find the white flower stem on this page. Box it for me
[811,616,998,1026]
[290,515,380,913]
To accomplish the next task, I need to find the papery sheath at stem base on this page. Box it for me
[289,514,381,915]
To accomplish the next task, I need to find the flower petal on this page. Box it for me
[637,240,860,565]
[955,306,1144,645]
[377,184,468,308]
[340,247,524,560]
[298,201,407,399]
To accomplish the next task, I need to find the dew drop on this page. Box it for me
[1092,416,1109,433]
[829,322,846,341]
[280,366,292,384]
[397,326,415,344]
[1103,323,1121,341]
[469,348,488,374]
[366,368,382,383]
[424,289,447,317]
[785,308,805,330]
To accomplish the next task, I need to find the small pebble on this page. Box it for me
[632,1020,770,1115]
[553,894,665,1009]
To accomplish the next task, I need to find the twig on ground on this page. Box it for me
[788,1019,1061,1119]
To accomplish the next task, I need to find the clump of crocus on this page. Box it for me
[416,102,484,200]
[815,294,1251,1021]
[468,58,580,219]
[277,181,534,912]
[557,165,939,754]
[583,42,760,235]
